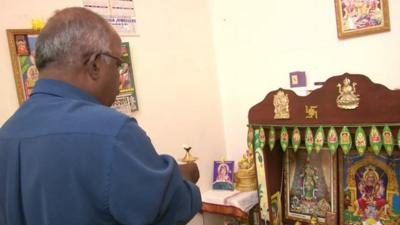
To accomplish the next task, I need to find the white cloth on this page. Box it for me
[202,190,259,212]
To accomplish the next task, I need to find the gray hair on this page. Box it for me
[35,7,114,70]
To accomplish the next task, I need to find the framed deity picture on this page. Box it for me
[111,42,139,116]
[334,0,391,39]
[212,160,234,190]
[7,30,139,111]
[284,148,337,224]
[7,29,40,105]
[339,150,400,225]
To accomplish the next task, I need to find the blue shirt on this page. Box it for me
[0,79,201,225]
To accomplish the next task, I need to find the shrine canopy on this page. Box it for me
[248,73,400,155]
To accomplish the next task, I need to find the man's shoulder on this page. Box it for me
[80,102,128,120]
[1,98,134,139]
[67,102,133,136]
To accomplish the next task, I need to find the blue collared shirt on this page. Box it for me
[0,79,201,225]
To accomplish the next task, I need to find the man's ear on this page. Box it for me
[85,54,101,80]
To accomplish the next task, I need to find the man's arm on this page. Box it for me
[109,119,202,225]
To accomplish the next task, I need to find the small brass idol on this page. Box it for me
[336,77,360,109]
[180,145,198,163]
[235,149,257,191]
[273,90,290,119]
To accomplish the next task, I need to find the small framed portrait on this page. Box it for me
[213,160,235,190]
[7,29,40,104]
[334,0,390,39]
[289,71,306,88]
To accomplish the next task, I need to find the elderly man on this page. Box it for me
[0,7,201,225]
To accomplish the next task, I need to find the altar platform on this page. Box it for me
[201,190,260,225]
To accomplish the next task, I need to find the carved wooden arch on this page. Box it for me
[249,73,400,126]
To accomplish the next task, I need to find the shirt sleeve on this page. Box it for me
[108,119,202,225]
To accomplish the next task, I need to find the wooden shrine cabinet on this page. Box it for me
[248,73,400,225]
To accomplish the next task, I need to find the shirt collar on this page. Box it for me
[31,79,101,104]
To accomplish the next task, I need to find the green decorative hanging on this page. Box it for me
[382,125,394,156]
[327,127,339,155]
[254,128,260,151]
[305,127,314,154]
[369,126,382,155]
[314,126,325,153]
[254,128,265,165]
[340,126,352,155]
[253,127,268,222]
[259,126,266,150]
[247,126,254,151]
[268,126,275,151]
[355,126,367,156]
[291,127,301,152]
[280,127,289,152]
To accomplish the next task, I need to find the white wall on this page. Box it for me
[209,0,400,162]
[0,1,225,224]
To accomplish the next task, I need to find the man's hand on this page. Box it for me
[179,162,200,184]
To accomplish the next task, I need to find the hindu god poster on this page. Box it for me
[340,151,400,225]
[285,148,337,223]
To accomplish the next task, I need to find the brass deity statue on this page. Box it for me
[235,148,257,191]
[336,77,360,109]
[273,90,290,119]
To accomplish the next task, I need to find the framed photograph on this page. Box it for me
[335,0,391,39]
[285,148,337,223]
[212,160,234,190]
[339,150,400,225]
[7,29,40,105]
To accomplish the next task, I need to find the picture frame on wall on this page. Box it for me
[7,30,139,114]
[334,0,390,39]
[7,29,40,105]
[289,71,306,88]
[111,42,139,116]
[284,148,337,224]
